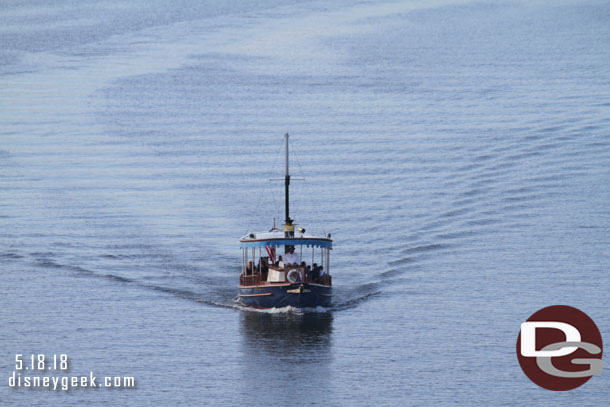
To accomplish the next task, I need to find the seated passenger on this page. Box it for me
[318,266,325,283]
[258,257,269,273]
[310,264,320,281]
[245,261,254,275]
[305,265,312,281]
[274,255,283,266]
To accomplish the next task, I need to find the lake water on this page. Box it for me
[1,0,609,405]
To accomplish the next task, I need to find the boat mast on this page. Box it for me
[284,133,291,224]
[284,133,295,237]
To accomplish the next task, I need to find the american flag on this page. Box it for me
[265,246,276,264]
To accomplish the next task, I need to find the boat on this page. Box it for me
[238,133,333,309]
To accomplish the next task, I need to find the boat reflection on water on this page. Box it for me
[240,311,333,351]
[238,311,333,404]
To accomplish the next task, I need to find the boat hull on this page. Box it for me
[238,283,332,309]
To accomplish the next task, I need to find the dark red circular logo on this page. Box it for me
[516,305,603,391]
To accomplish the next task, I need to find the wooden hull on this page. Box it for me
[238,283,332,309]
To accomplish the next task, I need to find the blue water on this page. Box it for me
[1,0,609,405]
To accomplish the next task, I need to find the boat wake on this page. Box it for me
[235,304,331,314]
[11,247,384,313]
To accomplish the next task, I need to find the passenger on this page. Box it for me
[245,261,254,275]
[318,266,325,283]
[305,265,312,281]
[258,257,269,273]
[310,264,320,281]
[274,255,283,266]
[283,246,299,266]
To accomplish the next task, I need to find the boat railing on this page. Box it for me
[240,267,330,286]
[309,274,331,285]
[240,272,266,286]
